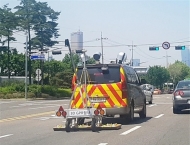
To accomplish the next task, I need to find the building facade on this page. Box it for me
[181,48,190,67]
[70,31,83,51]
[132,59,140,66]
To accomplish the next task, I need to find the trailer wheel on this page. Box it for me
[91,118,96,132]
[65,119,71,132]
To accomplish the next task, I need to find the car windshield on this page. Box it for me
[177,81,190,89]
[77,66,121,84]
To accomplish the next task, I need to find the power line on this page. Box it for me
[135,46,163,59]
[133,49,165,62]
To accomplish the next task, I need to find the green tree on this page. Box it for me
[62,53,96,72]
[15,0,60,84]
[15,0,38,84]
[0,4,18,78]
[0,49,25,76]
[31,2,60,50]
[168,61,190,85]
[50,70,73,88]
[146,66,170,89]
[62,53,81,71]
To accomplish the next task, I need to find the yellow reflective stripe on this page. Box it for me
[103,85,120,105]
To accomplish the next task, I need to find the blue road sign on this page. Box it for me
[30,54,45,60]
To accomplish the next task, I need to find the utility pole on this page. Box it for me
[128,41,136,66]
[163,50,171,68]
[131,41,134,66]
[7,29,10,79]
[48,51,50,84]
[25,32,28,100]
[97,32,107,64]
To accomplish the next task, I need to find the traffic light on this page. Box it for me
[175,46,185,50]
[52,50,62,55]
[149,47,159,51]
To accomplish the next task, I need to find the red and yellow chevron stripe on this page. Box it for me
[71,66,128,109]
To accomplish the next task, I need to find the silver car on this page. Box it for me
[173,80,190,114]
[141,84,153,104]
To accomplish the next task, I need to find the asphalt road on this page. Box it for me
[0,94,190,145]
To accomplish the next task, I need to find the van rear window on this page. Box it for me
[77,66,121,84]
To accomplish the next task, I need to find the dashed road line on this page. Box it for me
[120,126,141,135]
[98,143,108,145]
[154,114,164,118]
[155,103,172,105]
[0,134,13,139]
[148,104,157,107]
[153,97,160,98]
[0,111,55,123]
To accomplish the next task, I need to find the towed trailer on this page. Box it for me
[53,39,121,132]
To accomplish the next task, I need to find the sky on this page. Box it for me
[0,0,189,67]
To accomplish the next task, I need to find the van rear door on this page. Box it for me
[72,65,127,108]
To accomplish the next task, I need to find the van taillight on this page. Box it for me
[121,81,127,89]
[71,75,77,91]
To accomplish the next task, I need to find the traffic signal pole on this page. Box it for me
[166,50,168,68]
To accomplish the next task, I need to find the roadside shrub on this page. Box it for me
[57,88,72,98]
[27,92,36,98]
[0,82,71,99]
[41,85,57,96]
[28,85,42,94]
[41,93,50,98]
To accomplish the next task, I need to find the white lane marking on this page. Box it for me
[0,134,13,139]
[98,143,108,145]
[148,104,157,107]
[26,100,69,104]
[0,101,15,104]
[155,114,164,118]
[153,97,160,98]
[120,126,141,135]
[155,103,172,104]
[11,106,21,108]
[11,103,60,108]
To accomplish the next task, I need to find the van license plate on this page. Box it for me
[90,97,106,103]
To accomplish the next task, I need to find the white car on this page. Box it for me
[141,84,153,104]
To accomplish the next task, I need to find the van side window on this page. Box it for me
[134,70,141,84]
[129,67,138,84]
[123,66,132,83]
